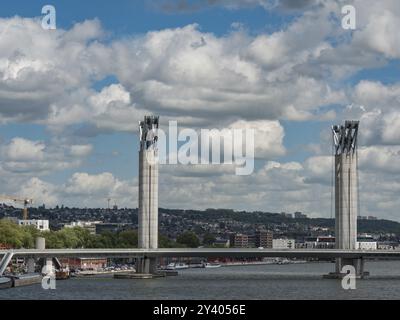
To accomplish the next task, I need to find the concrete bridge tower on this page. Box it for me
[330,120,367,278]
[333,120,359,251]
[137,115,159,274]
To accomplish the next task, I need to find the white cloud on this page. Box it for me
[65,172,118,195]
[20,177,59,207]
[0,2,399,220]
[359,146,400,174]
[2,138,45,161]
[0,137,91,175]
[69,144,93,157]
[353,1,400,59]
[343,81,400,146]
[229,120,286,159]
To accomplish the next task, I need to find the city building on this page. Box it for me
[59,257,108,271]
[18,219,49,231]
[303,236,336,249]
[280,212,293,219]
[0,243,12,250]
[214,238,230,248]
[356,241,377,250]
[229,233,249,248]
[377,242,399,250]
[273,238,296,249]
[294,212,307,219]
[356,235,377,250]
[358,216,378,221]
[254,230,273,248]
[64,221,102,235]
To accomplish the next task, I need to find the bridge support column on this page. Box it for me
[135,116,160,278]
[325,257,369,279]
[136,257,157,275]
[325,121,369,279]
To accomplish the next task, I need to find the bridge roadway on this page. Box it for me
[1,248,400,260]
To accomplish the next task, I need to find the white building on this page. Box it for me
[356,241,377,250]
[273,239,296,249]
[356,235,377,250]
[18,220,49,232]
[64,221,101,235]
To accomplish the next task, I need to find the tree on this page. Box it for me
[159,234,181,248]
[176,231,200,248]
[117,230,138,248]
[202,233,216,247]
[0,219,26,248]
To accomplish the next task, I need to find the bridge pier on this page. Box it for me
[136,257,157,275]
[325,257,369,279]
[133,116,161,279]
[325,121,369,279]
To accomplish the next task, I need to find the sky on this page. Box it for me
[0,0,399,220]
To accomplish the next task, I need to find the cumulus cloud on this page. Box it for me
[358,146,400,174]
[20,177,59,207]
[0,137,92,175]
[2,138,45,162]
[0,17,107,124]
[342,81,400,146]
[229,120,286,158]
[69,144,93,157]
[353,0,400,59]
[0,1,399,220]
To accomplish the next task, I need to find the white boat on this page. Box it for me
[204,263,222,268]
[166,263,189,270]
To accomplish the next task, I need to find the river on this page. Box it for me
[2,261,400,300]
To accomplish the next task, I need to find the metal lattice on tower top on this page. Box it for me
[332,120,359,155]
[139,116,159,151]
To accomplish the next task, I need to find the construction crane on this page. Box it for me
[0,195,33,220]
[106,198,118,211]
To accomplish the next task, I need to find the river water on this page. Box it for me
[2,261,400,300]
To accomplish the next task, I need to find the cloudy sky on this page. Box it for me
[0,0,399,220]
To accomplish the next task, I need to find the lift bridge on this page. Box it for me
[0,119,394,279]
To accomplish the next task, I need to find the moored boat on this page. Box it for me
[166,262,189,270]
[8,273,42,287]
[0,277,12,290]
[203,263,221,268]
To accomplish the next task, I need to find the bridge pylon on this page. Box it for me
[137,116,159,275]
[326,120,369,279]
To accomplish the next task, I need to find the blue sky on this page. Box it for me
[0,0,295,36]
[0,0,399,219]
[0,0,308,179]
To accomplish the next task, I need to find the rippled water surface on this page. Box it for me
[2,261,400,300]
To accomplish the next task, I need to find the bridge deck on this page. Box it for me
[1,248,400,259]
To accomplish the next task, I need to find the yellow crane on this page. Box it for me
[0,195,33,220]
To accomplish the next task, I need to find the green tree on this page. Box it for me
[94,231,117,248]
[0,219,26,248]
[202,233,216,247]
[43,231,64,249]
[117,230,138,248]
[176,231,200,248]
[159,234,182,248]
